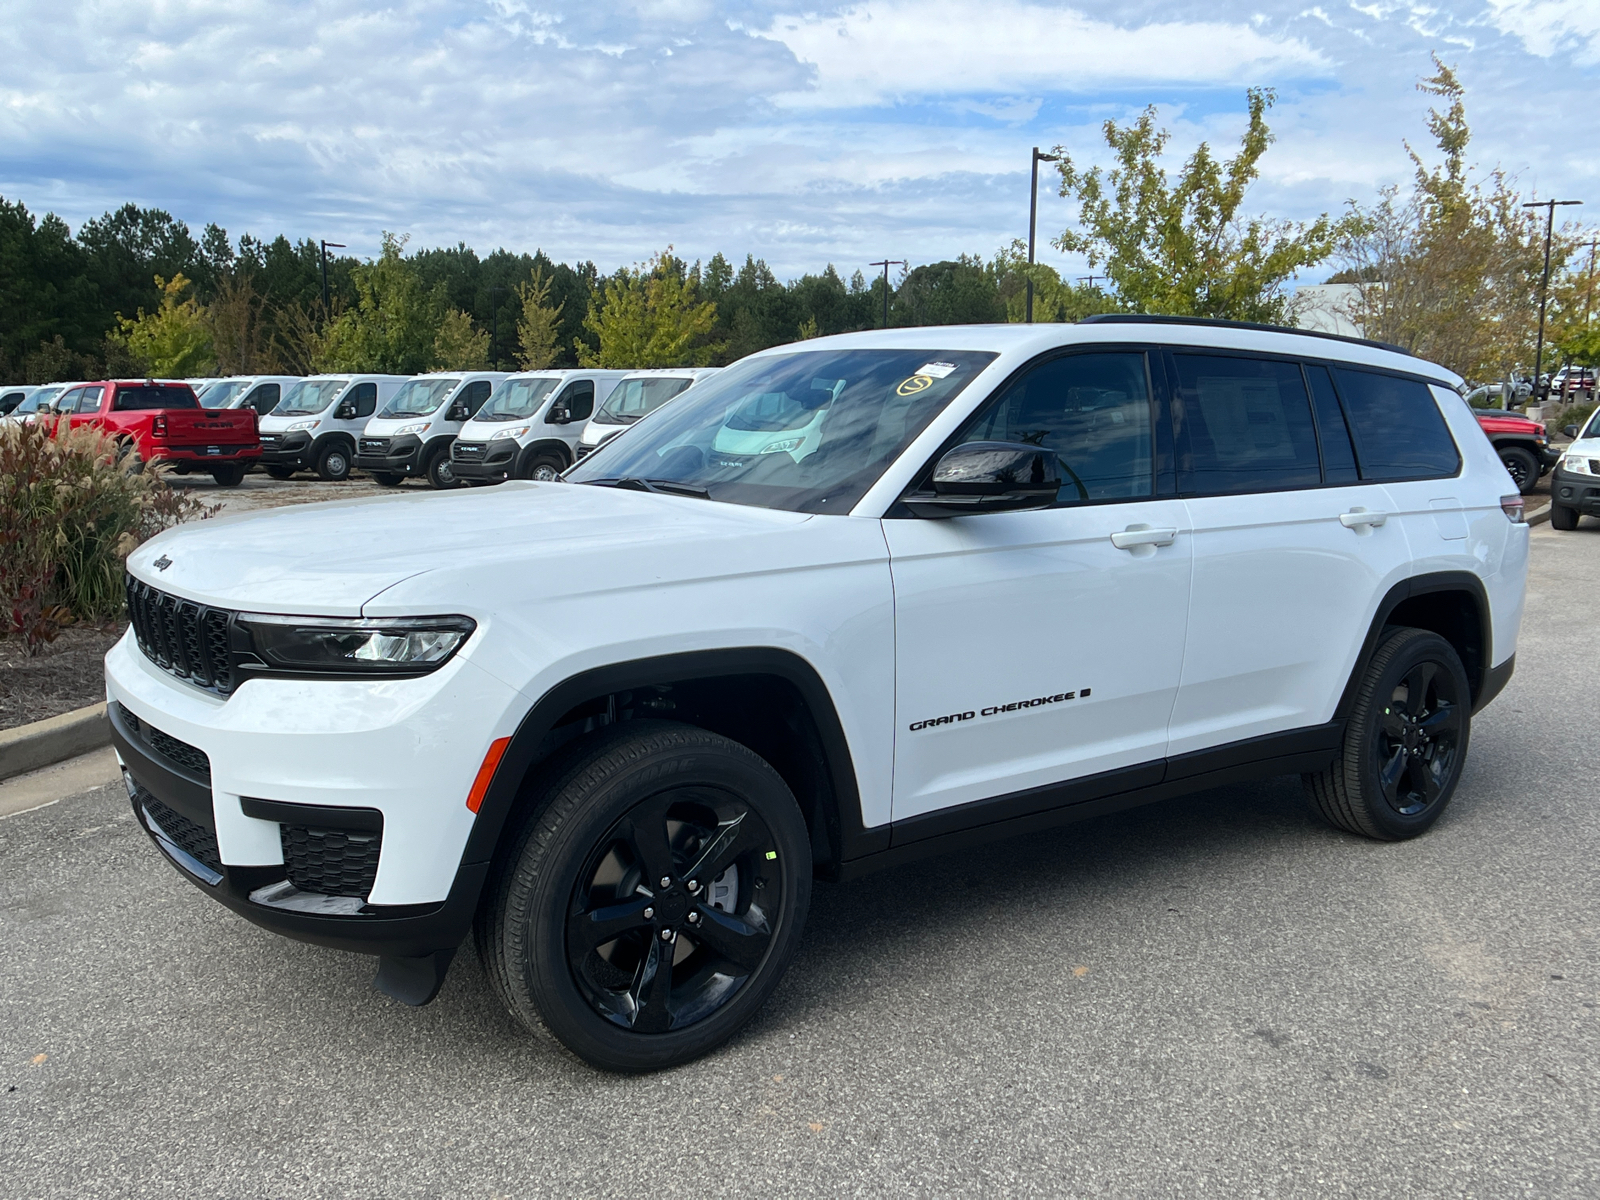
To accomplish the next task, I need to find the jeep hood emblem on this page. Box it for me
[153,554,172,572]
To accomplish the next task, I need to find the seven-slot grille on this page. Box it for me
[452,440,486,462]
[125,575,236,694]
[359,437,391,455]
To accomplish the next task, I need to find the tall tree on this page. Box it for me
[579,250,719,368]
[1053,88,1340,322]
[515,267,563,369]
[111,273,216,377]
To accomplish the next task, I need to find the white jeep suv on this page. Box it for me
[108,317,1528,1072]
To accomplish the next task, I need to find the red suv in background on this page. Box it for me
[1474,408,1555,494]
[54,381,261,486]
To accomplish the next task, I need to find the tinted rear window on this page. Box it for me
[1174,354,1321,494]
[1332,368,1459,481]
[113,385,199,410]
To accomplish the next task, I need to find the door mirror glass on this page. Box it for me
[335,403,356,419]
[906,441,1061,518]
[1565,424,1579,440]
[446,403,469,422]
[548,406,571,425]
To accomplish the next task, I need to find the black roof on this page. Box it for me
[1077,312,1414,358]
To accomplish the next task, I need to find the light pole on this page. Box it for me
[1077,274,1103,290]
[869,259,906,329]
[488,285,507,370]
[319,240,346,315]
[1027,147,1060,323]
[1522,199,1582,401]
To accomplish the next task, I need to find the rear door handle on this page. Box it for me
[1338,508,1388,530]
[1110,524,1178,551]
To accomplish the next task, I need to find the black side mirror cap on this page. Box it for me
[1565,424,1580,439]
[335,404,356,419]
[446,404,468,422]
[549,408,571,424]
[903,441,1061,518]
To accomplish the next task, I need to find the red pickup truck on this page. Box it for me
[54,381,261,486]
[1474,409,1555,494]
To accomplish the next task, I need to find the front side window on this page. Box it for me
[477,377,560,421]
[380,378,460,418]
[957,351,1153,503]
[244,383,280,414]
[1333,367,1460,481]
[567,348,998,514]
[113,385,197,410]
[1174,354,1321,495]
[275,379,349,416]
[549,380,595,423]
[594,377,693,425]
[457,380,492,415]
[17,387,62,414]
[348,382,378,418]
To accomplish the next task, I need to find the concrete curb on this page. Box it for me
[0,703,110,783]
[1527,501,1552,527]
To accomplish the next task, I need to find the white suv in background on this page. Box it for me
[451,369,628,483]
[109,317,1527,1073]
[257,375,410,481]
[354,371,509,489]
[575,368,721,462]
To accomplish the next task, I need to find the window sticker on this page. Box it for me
[916,362,958,379]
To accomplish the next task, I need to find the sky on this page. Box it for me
[1,0,1597,283]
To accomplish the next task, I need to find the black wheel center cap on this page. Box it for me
[656,888,689,924]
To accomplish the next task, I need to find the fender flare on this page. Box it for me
[310,430,357,461]
[515,438,572,476]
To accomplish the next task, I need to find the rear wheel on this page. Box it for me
[315,442,352,482]
[265,466,295,480]
[210,463,245,487]
[1305,628,1470,841]
[371,471,405,487]
[1498,445,1539,494]
[1550,503,1580,531]
[426,450,459,489]
[476,721,811,1072]
[519,451,566,482]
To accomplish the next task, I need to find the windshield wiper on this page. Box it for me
[602,477,711,499]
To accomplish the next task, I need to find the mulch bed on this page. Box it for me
[0,623,127,732]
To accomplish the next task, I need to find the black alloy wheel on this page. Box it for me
[476,721,811,1072]
[1305,628,1471,840]
[427,451,458,489]
[1498,446,1538,494]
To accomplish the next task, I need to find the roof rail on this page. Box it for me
[1076,312,1414,358]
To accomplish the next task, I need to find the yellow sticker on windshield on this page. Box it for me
[896,374,934,397]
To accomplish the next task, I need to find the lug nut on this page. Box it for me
[687,880,700,894]
[661,928,674,941]
[687,911,700,924]
[660,876,672,888]
[643,907,654,920]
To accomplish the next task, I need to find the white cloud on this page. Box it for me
[754,0,1329,106]
[1484,0,1600,61]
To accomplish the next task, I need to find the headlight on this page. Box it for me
[286,420,319,431]
[1560,454,1592,474]
[396,422,429,436]
[236,614,476,674]
[490,425,529,440]
[760,437,804,454]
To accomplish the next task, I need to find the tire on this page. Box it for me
[1498,446,1539,494]
[265,466,295,480]
[426,450,459,490]
[315,442,352,482]
[1550,503,1579,531]
[518,451,566,482]
[475,720,812,1073]
[210,463,245,487]
[371,471,405,487]
[1305,628,1471,841]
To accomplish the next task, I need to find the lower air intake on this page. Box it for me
[281,826,382,900]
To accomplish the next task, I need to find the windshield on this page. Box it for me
[594,377,693,425]
[566,349,997,514]
[275,379,349,416]
[381,377,460,418]
[16,388,62,414]
[198,380,248,408]
[477,377,560,421]
[1584,409,1600,439]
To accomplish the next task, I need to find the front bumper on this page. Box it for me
[450,438,517,482]
[355,434,425,475]
[106,631,526,957]
[1552,465,1600,516]
[258,430,313,468]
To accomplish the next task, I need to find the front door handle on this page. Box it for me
[1338,507,1388,531]
[1110,524,1178,551]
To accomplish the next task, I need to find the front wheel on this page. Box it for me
[1499,446,1539,494]
[1550,503,1579,531]
[476,721,812,1072]
[1305,628,1471,841]
[519,451,566,482]
[426,451,459,489]
[315,443,351,482]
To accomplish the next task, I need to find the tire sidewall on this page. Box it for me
[1499,447,1537,493]
[509,725,812,1071]
[1349,631,1471,838]
[317,444,351,481]
[427,451,457,489]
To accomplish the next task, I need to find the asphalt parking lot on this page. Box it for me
[2,522,1597,1198]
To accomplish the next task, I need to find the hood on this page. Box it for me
[457,416,521,441]
[259,411,324,432]
[1564,434,1600,459]
[1475,412,1543,433]
[127,481,811,615]
[364,414,445,436]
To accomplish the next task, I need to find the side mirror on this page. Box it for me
[1565,424,1580,439]
[903,441,1061,519]
[335,403,356,420]
[446,403,469,422]
[549,407,571,425]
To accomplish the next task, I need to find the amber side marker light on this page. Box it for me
[467,736,512,813]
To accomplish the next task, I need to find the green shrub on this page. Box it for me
[1549,401,1597,438]
[0,420,216,651]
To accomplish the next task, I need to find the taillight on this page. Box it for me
[152,414,167,437]
[1500,494,1526,523]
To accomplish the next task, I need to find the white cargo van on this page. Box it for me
[451,369,628,483]
[575,367,721,462]
[354,371,509,488]
[197,376,302,418]
[257,374,409,480]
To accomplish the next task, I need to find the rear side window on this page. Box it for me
[1173,355,1320,494]
[1333,368,1460,480]
[1303,365,1359,484]
[74,386,108,412]
[959,351,1153,503]
[113,385,197,410]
